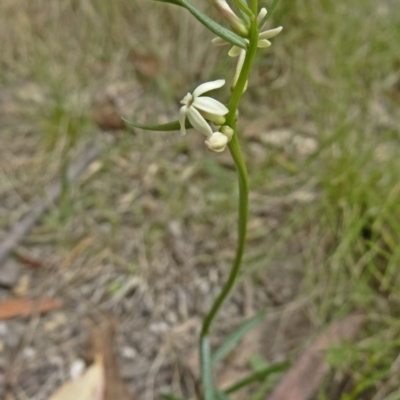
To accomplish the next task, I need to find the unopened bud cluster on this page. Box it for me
[212,7,282,91]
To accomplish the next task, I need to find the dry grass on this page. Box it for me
[0,0,399,399]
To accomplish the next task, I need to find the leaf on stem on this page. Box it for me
[154,0,249,48]
[202,337,215,400]
[122,118,192,132]
[211,311,266,366]
[160,395,187,400]
[258,0,282,28]
[154,0,185,7]
[180,0,248,49]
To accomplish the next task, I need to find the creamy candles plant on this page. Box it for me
[124,0,283,398]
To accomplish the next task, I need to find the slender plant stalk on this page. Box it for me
[124,0,283,397]
[200,1,259,396]
[200,2,258,341]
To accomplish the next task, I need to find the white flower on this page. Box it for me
[179,79,229,137]
[205,131,229,152]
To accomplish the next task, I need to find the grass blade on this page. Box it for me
[154,0,184,6]
[211,311,265,366]
[201,336,215,400]
[223,362,290,394]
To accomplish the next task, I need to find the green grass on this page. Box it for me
[268,0,400,398]
[1,0,400,398]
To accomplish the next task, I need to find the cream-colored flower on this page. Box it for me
[179,80,229,137]
[205,131,229,152]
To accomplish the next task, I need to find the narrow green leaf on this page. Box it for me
[223,361,290,394]
[122,117,192,132]
[212,311,266,366]
[215,390,231,400]
[201,337,215,400]
[160,395,186,400]
[259,0,282,28]
[180,0,248,50]
[154,0,184,7]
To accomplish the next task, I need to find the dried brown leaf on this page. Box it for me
[0,298,62,320]
[266,313,365,400]
[48,358,104,400]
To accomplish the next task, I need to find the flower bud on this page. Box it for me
[213,0,249,37]
[220,125,234,142]
[231,49,247,92]
[257,7,267,27]
[199,110,226,126]
[205,131,229,152]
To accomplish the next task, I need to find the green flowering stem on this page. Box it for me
[200,1,258,342]
[199,3,259,396]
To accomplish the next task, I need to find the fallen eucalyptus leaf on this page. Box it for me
[48,357,104,400]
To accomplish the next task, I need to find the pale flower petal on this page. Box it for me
[193,79,226,97]
[199,110,226,126]
[228,46,242,57]
[257,7,267,26]
[231,49,247,90]
[212,37,229,46]
[192,97,229,116]
[186,106,213,137]
[259,26,283,40]
[257,39,272,48]
[179,105,188,136]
